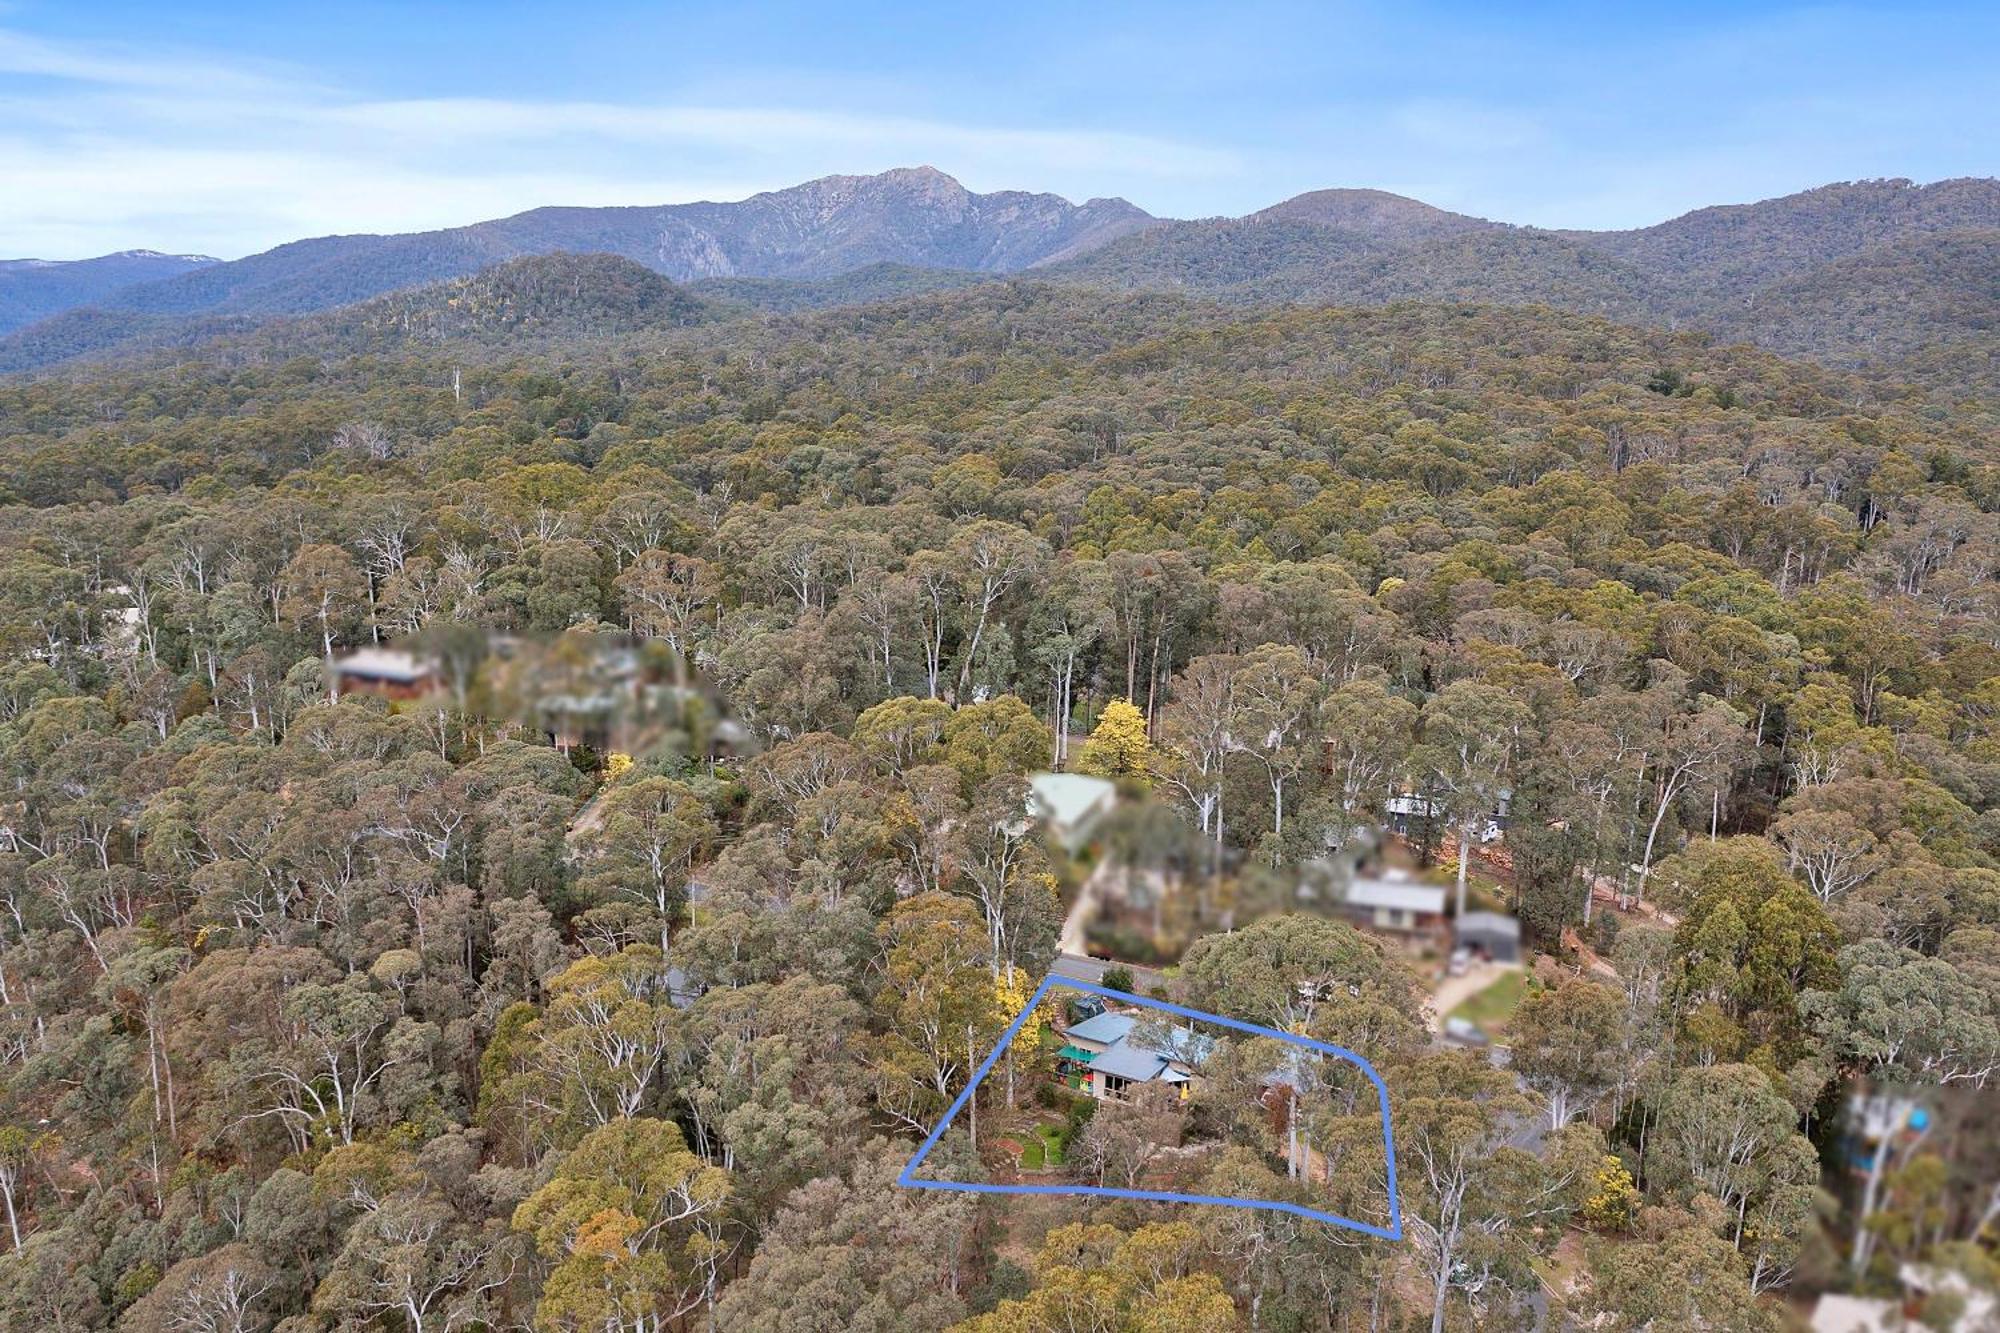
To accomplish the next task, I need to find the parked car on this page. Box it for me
[1447,946,1473,977]
[1443,1016,1490,1047]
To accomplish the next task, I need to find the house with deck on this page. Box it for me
[1056,1010,1212,1101]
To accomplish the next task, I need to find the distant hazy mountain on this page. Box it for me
[1704,228,2000,382]
[0,250,216,334]
[1571,177,2000,300]
[1049,218,1664,319]
[1057,177,2000,300]
[39,167,1150,325]
[3,172,1995,394]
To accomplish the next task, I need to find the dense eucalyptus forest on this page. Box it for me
[0,254,1994,1331]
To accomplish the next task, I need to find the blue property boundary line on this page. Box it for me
[895,975,1404,1241]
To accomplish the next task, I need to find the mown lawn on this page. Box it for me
[1451,969,1529,1034]
[1019,1123,1068,1169]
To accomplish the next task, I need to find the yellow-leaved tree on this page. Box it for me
[513,1116,732,1331]
[1074,699,1152,780]
[952,1221,1236,1332]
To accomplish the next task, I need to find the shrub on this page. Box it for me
[968,1258,1032,1316]
[1064,1096,1098,1143]
[1582,1155,1640,1231]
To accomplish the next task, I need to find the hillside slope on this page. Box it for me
[1049,178,2000,392]
[1573,176,2000,295]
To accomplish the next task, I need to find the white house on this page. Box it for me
[1028,772,1117,852]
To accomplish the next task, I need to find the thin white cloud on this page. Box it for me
[332,99,1235,178]
[0,25,1239,259]
[0,26,310,97]
[3,10,1988,256]
[1388,99,1548,155]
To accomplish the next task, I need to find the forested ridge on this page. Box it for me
[1044,178,2000,399]
[8,172,2000,405]
[0,269,1994,1331]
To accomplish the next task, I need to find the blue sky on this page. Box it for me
[1,0,1994,259]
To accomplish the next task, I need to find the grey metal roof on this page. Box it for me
[1085,1021,1213,1083]
[1088,1038,1172,1082]
[1065,1012,1138,1046]
[1456,911,1520,936]
[1344,876,1447,914]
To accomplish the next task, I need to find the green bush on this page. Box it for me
[1064,1096,1098,1144]
[968,1259,1032,1316]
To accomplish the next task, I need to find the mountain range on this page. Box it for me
[2,168,1995,394]
[0,249,217,333]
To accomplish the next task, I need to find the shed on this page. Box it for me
[1455,911,1522,963]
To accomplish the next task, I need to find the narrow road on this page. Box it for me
[1051,951,1164,994]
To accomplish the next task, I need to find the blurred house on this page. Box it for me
[1028,772,1117,852]
[333,647,441,700]
[1809,1267,1995,1332]
[1811,1295,1902,1332]
[1843,1093,1931,1172]
[499,632,752,764]
[1385,788,1510,843]
[101,584,146,660]
[1338,871,1447,937]
[1299,841,1449,941]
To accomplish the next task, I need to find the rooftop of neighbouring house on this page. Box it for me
[1027,771,1116,829]
[334,647,437,681]
[1344,871,1447,914]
